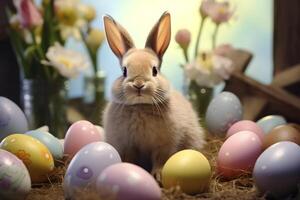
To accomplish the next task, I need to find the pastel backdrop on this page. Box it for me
[64,0,273,99]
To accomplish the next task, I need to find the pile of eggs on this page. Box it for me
[0,96,162,200]
[205,92,300,199]
[1,93,300,199]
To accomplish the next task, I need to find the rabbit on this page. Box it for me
[102,12,206,176]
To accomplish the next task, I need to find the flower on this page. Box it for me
[199,0,216,18]
[13,0,43,29]
[175,29,191,50]
[86,28,105,53]
[214,44,234,56]
[184,52,233,87]
[78,4,96,22]
[55,0,87,40]
[206,1,235,24]
[42,43,89,78]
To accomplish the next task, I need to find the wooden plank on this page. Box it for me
[224,49,253,73]
[242,96,267,120]
[226,72,300,123]
[272,64,300,87]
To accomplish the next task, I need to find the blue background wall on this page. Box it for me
[66,0,273,99]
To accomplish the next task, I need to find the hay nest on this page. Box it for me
[26,137,264,200]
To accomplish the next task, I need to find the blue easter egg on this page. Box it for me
[26,130,63,160]
[206,92,243,137]
[256,115,287,134]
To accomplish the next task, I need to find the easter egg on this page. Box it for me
[217,131,262,178]
[262,125,300,149]
[226,120,264,142]
[206,92,243,137]
[0,97,28,140]
[25,130,63,160]
[0,149,31,200]
[161,149,211,194]
[97,163,161,200]
[95,125,106,141]
[64,142,121,198]
[253,141,300,198]
[256,115,287,134]
[0,134,54,183]
[64,120,102,158]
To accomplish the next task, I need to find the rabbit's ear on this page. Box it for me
[103,15,135,59]
[145,12,171,60]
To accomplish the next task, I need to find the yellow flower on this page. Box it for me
[196,52,213,71]
[55,0,87,40]
[86,28,105,53]
[78,4,96,22]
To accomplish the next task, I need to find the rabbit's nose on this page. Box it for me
[133,84,145,90]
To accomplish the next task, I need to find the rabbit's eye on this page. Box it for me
[122,67,127,77]
[152,66,158,77]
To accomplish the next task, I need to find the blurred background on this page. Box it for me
[0,0,299,137]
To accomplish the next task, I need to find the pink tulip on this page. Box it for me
[14,0,43,29]
[207,1,234,24]
[175,29,191,50]
[199,0,216,18]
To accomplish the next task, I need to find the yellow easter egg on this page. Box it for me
[0,134,54,183]
[162,149,211,194]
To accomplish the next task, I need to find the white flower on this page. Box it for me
[212,54,233,80]
[42,43,89,78]
[184,52,233,87]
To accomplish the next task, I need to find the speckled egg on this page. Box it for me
[262,125,300,149]
[64,142,121,199]
[97,163,161,200]
[217,131,262,178]
[253,141,300,198]
[0,134,54,183]
[206,92,243,137]
[256,115,287,135]
[226,120,264,142]
[161,150,211,194]
[0,97,28,140]
[0,149,31,200]
[26,130,63,160]
[64,120,102,158]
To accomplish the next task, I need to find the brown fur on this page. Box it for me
[102,12,205,174]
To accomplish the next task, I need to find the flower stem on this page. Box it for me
[182,48,189,63]
[30,30,51,79]
[194,17,206,58]
[212,24,220,50]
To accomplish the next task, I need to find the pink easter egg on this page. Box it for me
[96,163,161,200]
[217,131,262,178]
[226,120,264,142]
[64,120,102,158]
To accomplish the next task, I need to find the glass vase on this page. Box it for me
[83,71,106,125]
[188,80,213,122]
[21,78,68,138]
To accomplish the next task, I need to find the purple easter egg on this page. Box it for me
[0,149,31,200]
[96,163,161,200]
[63,142,121,199]
[253,141,300,198]
[0,97,28,140]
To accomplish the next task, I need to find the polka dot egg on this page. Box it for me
[63,142,121,199]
